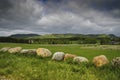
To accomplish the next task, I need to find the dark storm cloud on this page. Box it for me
[0,0,12,18]
[0,0,11,11]
[0,0,43,29]
[40,0,120,17]
[0,0,120,36]
[90,0,120,10]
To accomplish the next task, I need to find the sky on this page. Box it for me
[0,0,120,36]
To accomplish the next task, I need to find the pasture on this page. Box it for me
[0,43,120,80]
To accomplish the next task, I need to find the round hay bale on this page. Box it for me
[111,57,120,68]
[73,56,89,64]
[92,55,109,67]
[0,47,10,52]
[36,48,52,57]
[8,47,22,53]
[52,52,65,61]
[20,49,28,54]
[20,49,36,54]
[64,53,77,61]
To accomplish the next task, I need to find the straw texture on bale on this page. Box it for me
[111,57,120,67]
[92,55,109,67]
[8,47,22,53]
[52,52,65,61]
[20,49,36,54]
[36,48,52,57]
[64,53,76,61]
[73,56,89,64]
[0,47,10,52]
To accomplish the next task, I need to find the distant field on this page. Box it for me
[0,43,120,80]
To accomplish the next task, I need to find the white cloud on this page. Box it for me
[36,10,120,35]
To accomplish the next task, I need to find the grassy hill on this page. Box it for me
[10,34,40,38]
[27,34,117,39]
[9,33,118,39]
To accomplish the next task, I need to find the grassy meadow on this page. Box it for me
[0,43,120,80]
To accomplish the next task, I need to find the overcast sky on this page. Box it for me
[0,0,120,36]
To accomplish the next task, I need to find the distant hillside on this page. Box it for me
[30,34,83,39]
[28,34,118,39]
[10,34,40,38]
[9,33,118,39]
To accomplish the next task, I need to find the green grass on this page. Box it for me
[0,43,120,80]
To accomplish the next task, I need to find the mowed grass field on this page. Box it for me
[0,43,120,80]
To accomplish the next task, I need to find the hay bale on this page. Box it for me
[20,49,28,54]
[92,55,109,67]
[73,56,89,64]
[0,47,10,52]
[8,47,22,53]
[52,52,65,61]
[36,48,52,57]
[111,57,120,67]
[20,49,36,54]
[64,53,77,61]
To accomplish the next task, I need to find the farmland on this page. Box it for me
[0,43,120,80]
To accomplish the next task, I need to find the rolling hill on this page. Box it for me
[27,34,118,39]
[10,34,40,38]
